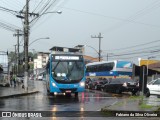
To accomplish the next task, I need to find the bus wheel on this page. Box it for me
[47,89,52,95]
[75,92,78,98]
[47,90,51,95]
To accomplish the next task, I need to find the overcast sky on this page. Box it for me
[0,0,160,64]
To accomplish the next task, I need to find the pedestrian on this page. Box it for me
[17,75,21,86]
[10,71,13,87]
[13,74,16,87]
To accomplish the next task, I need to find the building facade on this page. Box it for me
[33,52,49,76]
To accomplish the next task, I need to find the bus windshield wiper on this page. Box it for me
[52,60,61,72]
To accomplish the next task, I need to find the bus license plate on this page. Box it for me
[66,90,71,93]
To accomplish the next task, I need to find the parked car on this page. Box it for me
[85,78,97,89]
[147,78,160,95]
[38,74,43,80]
[29,75,34,80]
[101,78,139,95]
[86,78,109,90]
[95,78,109,90]
[85,78,91,89]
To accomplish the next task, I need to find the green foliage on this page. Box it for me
[129,96,144,100]
[139,103,153,109]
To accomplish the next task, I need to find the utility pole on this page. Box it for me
[91,33,103,62]
[24,0,29,92]
[14,45,17,74]
[15,0,38,92]
[13,29,23,75]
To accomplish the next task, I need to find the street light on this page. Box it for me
[30,11,62,23]
[29,37,50,46]
[147,56,156,75]
[84,45,100,61]
[39,11,62,16]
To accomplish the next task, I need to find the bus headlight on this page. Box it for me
[52,83,57,87]
[80,82,85,87]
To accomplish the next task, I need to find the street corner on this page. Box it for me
[100,101,124,112]
[101,95,160,113]
[100,96,142,113]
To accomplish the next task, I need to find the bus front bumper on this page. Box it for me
[50,82,85,93]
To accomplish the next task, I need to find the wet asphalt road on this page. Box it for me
[0,81,120,111]
[0,81,159,120]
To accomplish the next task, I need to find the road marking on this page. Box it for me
[110,101,118,106]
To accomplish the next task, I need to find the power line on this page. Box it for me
[104,39,160,51]
[0,6,19,15]
[32,0,45,13]
[111,52,160,60]
[106,44,160,54]
[59,6,160,29]
[108,49,160,57]
[1,0,23,11]
[101,0,160,34]
[30,0,64,29]
[0,21,22,32]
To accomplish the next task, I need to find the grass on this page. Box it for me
[129,95,154,109]
[101,95,160,113]
[114,101,124,106]
[139,102,153,109]
[157,107,160,111]
[129,95,144,100]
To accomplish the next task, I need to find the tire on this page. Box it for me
[145,89,150,97]
[47,89,51,95]
[132,91,137,96]
[46,83,51,95]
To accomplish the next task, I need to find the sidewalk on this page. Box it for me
[0,80,39,98]
[101,95,160,113]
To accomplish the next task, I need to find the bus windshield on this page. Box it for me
[52,61,84,81]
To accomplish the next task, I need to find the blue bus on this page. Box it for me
[45,54,85,97]
[86,60,133,79]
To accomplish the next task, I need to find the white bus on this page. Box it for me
[86,60,133,79]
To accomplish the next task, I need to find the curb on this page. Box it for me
[0,91,39,98]
[101,100,160,112]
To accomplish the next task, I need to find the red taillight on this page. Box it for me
[114,76,116,78]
